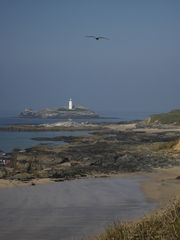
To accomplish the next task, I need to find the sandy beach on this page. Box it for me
[0,164,180,240]
[142,166,180,206]
[0,165,180,206]
[106,123,180,133]
[0,176,155,240]
[0,123,180,239]
[0,178,53,189]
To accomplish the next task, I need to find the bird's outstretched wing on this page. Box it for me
[85,36,96,39]
[98,36,110,40]
[85,35,110,40]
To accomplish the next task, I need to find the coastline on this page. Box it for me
[1,121,180,133]
[0,166,180,207]
[0,178,54,188]
[0,166,180,240]
[0,175,156,240]
[0,122,180,209]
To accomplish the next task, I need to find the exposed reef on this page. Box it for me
[0,121,102,132]
[1,125,180,181]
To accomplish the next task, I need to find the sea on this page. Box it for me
[0,110,154,153]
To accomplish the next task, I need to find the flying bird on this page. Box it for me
[85,35,109,40]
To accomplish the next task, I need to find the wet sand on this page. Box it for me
[106,123,180,133]
[0,177,155,240]
[142,166,180,206]
[0,178,53,189]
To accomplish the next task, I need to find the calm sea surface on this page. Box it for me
[0,110,153,126]
[0,110,154,153]
[0,131,89,153]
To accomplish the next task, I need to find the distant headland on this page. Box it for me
[145,109,180,126]
[19,98,99,119]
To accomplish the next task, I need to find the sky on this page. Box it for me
[0,0,180,114]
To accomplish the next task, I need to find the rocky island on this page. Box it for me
[19,99,99,119]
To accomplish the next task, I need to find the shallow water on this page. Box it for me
[0,109,155,153]
[0,177,156,240]
[0,116,120,127]
[0,130,89,153]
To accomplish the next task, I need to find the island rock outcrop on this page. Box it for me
[19,105,99,119]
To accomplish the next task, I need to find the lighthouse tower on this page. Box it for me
[68,98,73,110]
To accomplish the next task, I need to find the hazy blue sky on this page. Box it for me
[0,0,180,113]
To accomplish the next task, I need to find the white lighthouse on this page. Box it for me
[68,98,73,110]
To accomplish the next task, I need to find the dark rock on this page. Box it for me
[2,128,180,181]
[11,173,34,181]
[0,168,7,178]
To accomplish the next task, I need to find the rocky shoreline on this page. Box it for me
[0,121,102,132]
[0,122,180,182]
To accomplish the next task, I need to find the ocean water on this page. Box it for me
[0,131,89,153]
[0,110,154,153]
[0,109,154,127]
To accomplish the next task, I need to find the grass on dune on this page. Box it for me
[89,198,180,240]
[148,109,180,125]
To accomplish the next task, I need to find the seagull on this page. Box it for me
[85,35,109,40]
